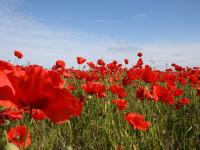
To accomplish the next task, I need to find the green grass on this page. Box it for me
[1,79,200,150]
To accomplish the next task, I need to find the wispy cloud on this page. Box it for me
[0,0,139,67]
[134,13,147,22]
[107,41,140,52]
[64,18,120,24]
[0,1,199,69]
[135,13,147,18]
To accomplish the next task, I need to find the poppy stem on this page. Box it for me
[4,130,9,145]
[22,108,32,150]
[67,121,72,146]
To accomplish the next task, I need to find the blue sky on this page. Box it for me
[0,0,200,68]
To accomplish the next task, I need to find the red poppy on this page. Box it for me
[122,77,132,86]
[135,58,143,67]
[111,99,128,111]
[137,52,143,57]
[0,63,83,123]
[87,61,96,69]
[117,144,122,150]
[14,50,23,59]
[124,113,150,131]
[136,87,153,100]
[167,84,183,97]
[0,109,23,124]
[124,59,129,64]
[25,109,47,121]
[197,87,200,96]
[176,98,190,110]
[141,65,158,83]
[7,125,31,149]
[55,60,65,69]
[0,61,16,101]
[63,72,71,78]
[97,59,106,66]
[127,68,142,80]
[0,100,18,109]
[109,84,127,98]
[107,62,118,72]
[66,84,76,91]
[77,57,86,64]
[152,83,175,105]
[171,63,176,67]
[178,77,187,85]
[82,81,106,98]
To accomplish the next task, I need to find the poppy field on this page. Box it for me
[0,51,200,150]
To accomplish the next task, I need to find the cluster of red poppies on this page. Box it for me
[0,50,199,149]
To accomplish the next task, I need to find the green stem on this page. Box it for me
[67,121,72,146]
[22,108,32,150]
[4,130,9,145]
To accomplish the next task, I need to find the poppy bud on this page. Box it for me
[137,52,143,57]
[4,143,19,150]
[14,50,23,59]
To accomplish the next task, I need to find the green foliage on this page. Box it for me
[1,83,200,150]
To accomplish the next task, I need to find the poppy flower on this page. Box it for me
[176,98,190,110]
[167,85,183,97]
[0,109,23,124]
[122,77,132,86]
[152,83,175,105]
[124,59,129,64]
[63,72,71,78]
[0,61,16,101]
[77,57,86,64]
[127,69,142,80]
[55,60,65,69]
[111,99,128,111]
[66,84,76,91]
[197,87,200,96]
[137,52,143,57]
[24,109,47,121]
[109,84,127,98]
[81,81,106,98]
[107,62,118,72]
[117,144,122,150]
[7,125,31,149]
[87,61,96,69]
[141,65,158,83]
[97,59,106,66]
[124,113,150,131]
[14,50,23,59]
[0,100,18,109]
[135,58,143,67]
[136,87,153,100]
[178,77,187,85]
[0,63,83,123]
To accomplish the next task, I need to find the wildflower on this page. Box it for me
[176,98,190,110]
[112,99,128,111]
[77,57,86,64]
[137,52,143,57]
[55,60,65,69]
[124,113,150,131]
[124,59,129,64]
[0,62,83,123]
[7,125,31,149]
[14,51,23,59]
